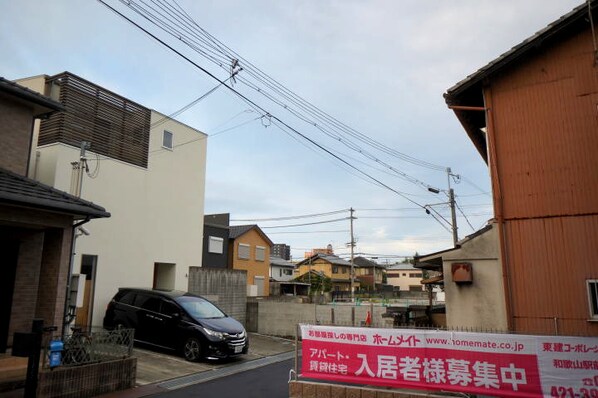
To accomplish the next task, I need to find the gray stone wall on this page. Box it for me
[188,267,247,326]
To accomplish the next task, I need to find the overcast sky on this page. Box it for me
[1,0,582,262]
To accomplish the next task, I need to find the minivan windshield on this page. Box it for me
[176,295,226,319]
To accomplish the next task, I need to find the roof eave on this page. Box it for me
[0,195,110,219]
[445,1,593,100]
[0,77,65,118]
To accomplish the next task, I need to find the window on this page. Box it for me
[116,290,136,305]
[587,280,598,320]
[342,267,348,274]
[409,273,422,278]
[255,246,265,262]
[162,130,173,149]
[332,266,339,274]
[208,236,224,254]
[134,294,161,312]
[160,301,179,317]
[238,243,250,260]
[283,269,293,276]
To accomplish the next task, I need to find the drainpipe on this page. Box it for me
[62,216,90,337]
[483,88,515,332]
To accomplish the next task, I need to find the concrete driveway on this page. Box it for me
[133,333,296,386]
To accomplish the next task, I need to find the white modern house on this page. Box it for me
[16,72,207,327]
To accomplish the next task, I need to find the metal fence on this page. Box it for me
[42,326,134,368]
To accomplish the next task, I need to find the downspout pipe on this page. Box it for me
[483,88,515,332]
[62,216,90,337]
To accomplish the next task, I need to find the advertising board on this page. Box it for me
[300,325,598,397]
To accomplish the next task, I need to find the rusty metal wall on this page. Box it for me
[503,215,598,336]
[488,29,598,220]
[485,29,598,336]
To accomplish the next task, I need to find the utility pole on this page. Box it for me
[447,168,458,246]
[349,207,356,301]
[64,141,90,336]
[308,255,312,298]
[426,167,459,247]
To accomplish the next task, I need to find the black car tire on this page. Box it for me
[183,337,202,362]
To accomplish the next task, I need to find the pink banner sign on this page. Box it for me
[300,325,598,398]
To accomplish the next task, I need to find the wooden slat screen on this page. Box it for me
[39,72,151,168]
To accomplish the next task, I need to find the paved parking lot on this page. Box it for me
[133,333,297,386]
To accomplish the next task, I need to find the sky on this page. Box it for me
[1,0,583,262]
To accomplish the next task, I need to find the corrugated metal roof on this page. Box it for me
[445,1,594,100]
[0,167,110,219]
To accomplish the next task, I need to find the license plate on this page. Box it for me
[234,346,243,354]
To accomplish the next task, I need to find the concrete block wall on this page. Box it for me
[289,381,448,398]
[188,267,247,326]
[251,301,390,337]
[38,357,136,398]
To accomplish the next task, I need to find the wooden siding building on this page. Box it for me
[445,2,598,336]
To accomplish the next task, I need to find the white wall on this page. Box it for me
[386,265,425,292]
[440,223,508,330]
[33,110,207,326]
[271,265,294,282]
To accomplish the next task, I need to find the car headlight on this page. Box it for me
[203,327,224,340]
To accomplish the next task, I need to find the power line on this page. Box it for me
[266,230,350,235]
[231,209,350,222]
[98,0,472,233]
[160,0,446,172]
[150,79,230,128]
[110,0,449,186]
[253,217,350,229]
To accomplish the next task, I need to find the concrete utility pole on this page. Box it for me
[447,168,459,246]
[426,167,459,247]
[349,207,356,301]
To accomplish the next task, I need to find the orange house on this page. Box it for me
[228,225,273,297]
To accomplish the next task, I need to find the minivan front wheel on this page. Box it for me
[183,337,202,362]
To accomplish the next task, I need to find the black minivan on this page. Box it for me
[103,288,248,361]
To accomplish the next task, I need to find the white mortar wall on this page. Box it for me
[34,110,206,327]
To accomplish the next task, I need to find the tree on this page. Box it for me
[293,271,332,293]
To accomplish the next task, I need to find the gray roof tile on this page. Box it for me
[0,168,110,219]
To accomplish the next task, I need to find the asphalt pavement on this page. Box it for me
[97,333,298,398]
[153,356,298,398]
